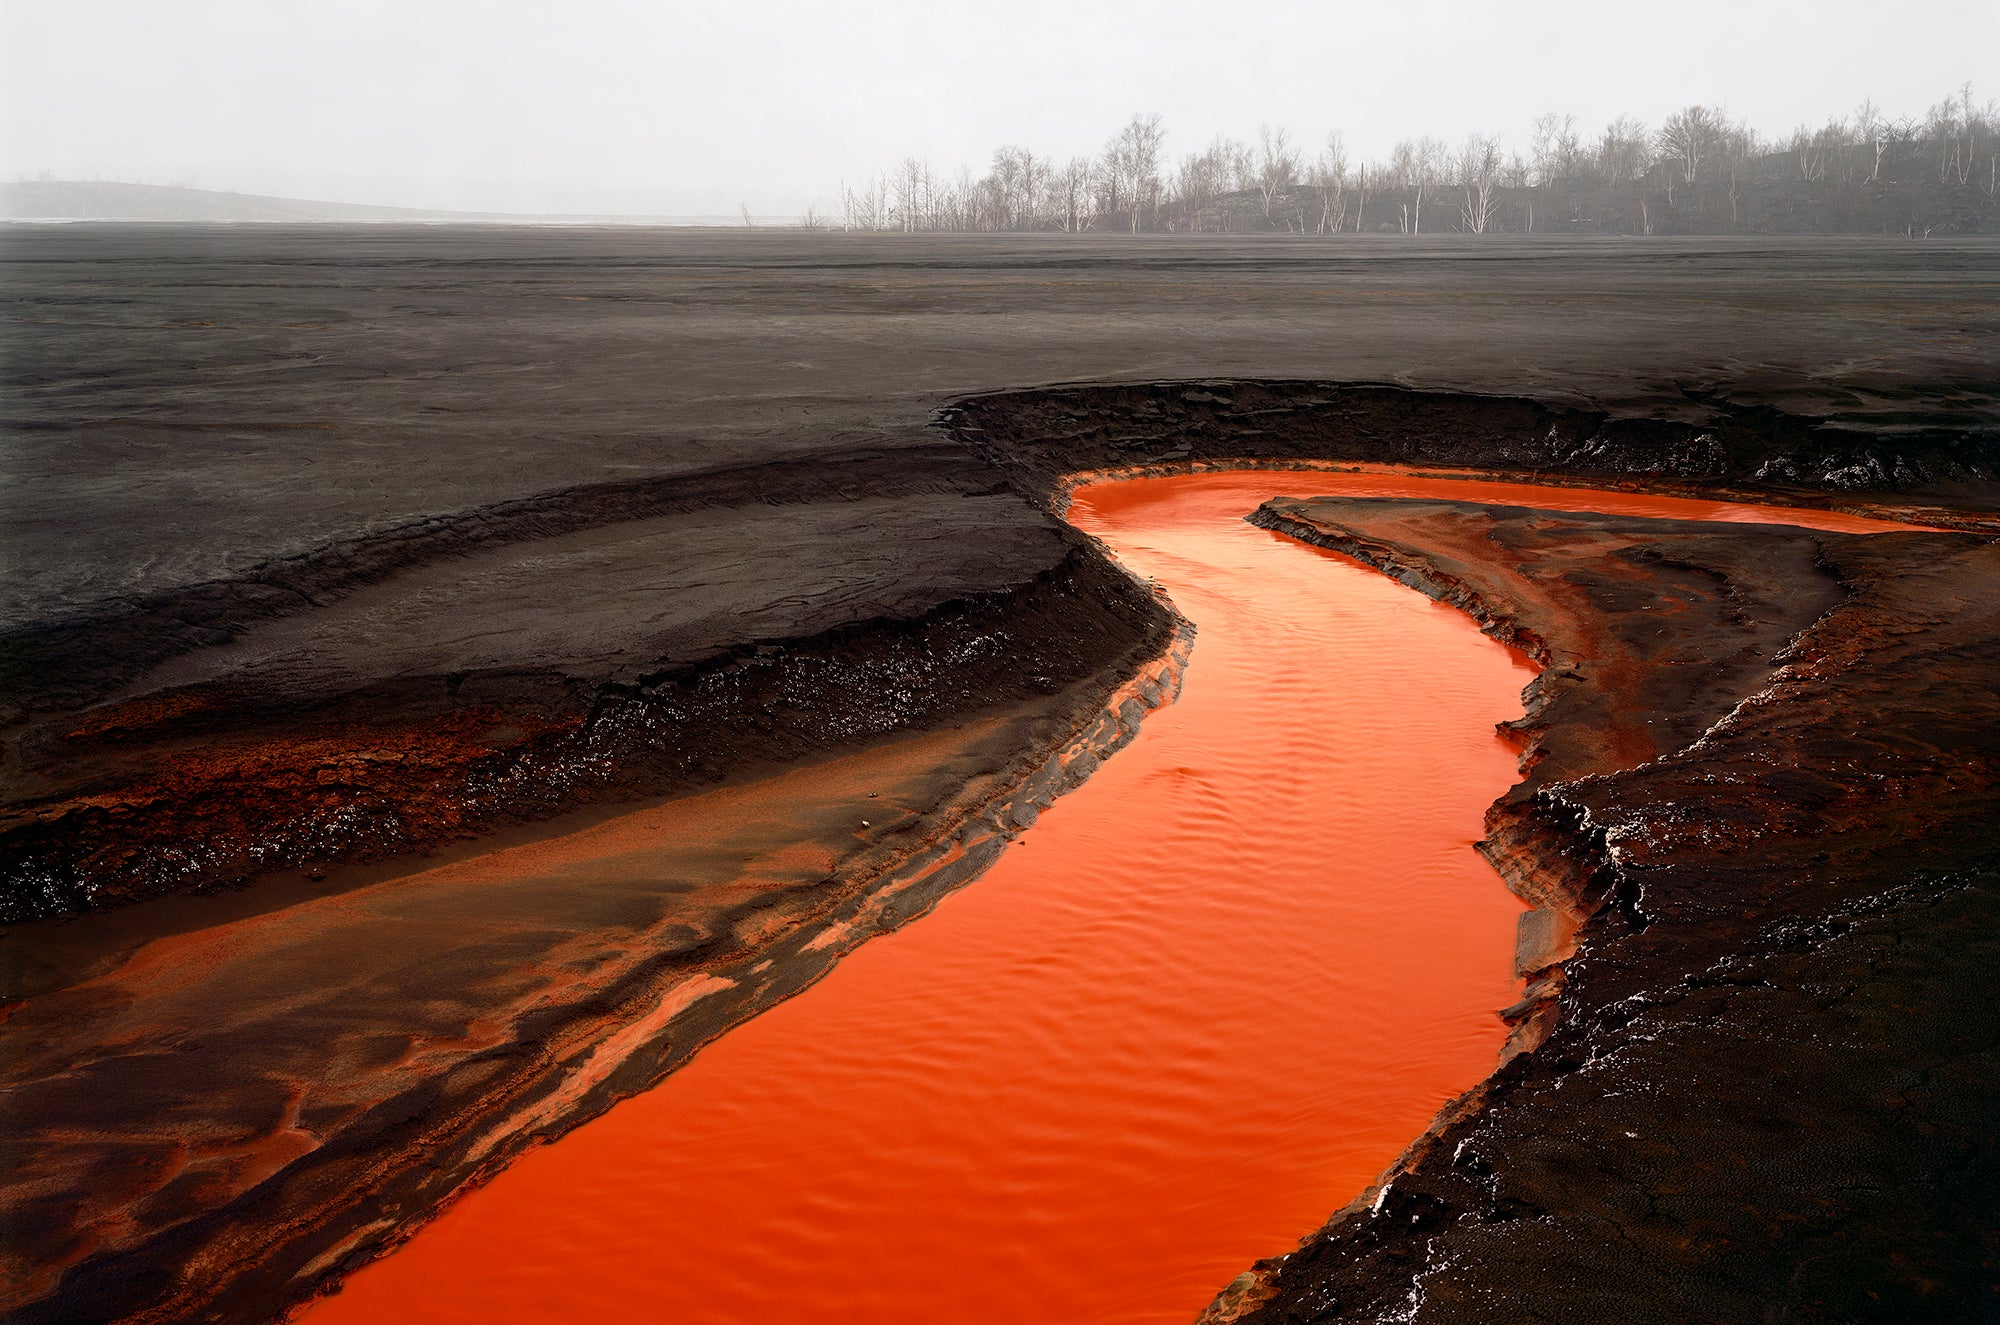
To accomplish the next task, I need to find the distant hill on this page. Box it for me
[0,181,760,226]
[0,181,507,223]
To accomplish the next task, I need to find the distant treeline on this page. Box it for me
[825,85,1998,237]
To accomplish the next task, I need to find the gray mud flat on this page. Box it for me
[2,227,1997,1323]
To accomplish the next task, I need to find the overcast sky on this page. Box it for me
[4,0,1995,215]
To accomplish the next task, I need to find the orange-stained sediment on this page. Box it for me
[308,473,1912,1325]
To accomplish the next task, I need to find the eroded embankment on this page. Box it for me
[292,469,1537,1325]
[0,618,1192,1325]
[944,380,2000,516]
[0,444,1160,923]
[11,382,1995,927]
[1206,497,2000,1324]
[7,380,1997,1324]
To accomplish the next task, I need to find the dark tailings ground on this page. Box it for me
[1,228,1997,1322]
[1218,498,2000,1324]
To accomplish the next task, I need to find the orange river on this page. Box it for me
[305,471,1915,1324]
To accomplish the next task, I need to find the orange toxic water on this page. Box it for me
[307,472,1912,1324]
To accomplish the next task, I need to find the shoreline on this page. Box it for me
[6,372,1996,1320]
[1207,494,1999,1322]
[1,615,1194,1323]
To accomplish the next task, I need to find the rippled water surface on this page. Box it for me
[312,473,1903,1324]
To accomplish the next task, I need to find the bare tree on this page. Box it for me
[1528,112,1581,230]
[1720,115,1762,224]
[1851,98,1889,182]
[1387,141,1416,232]
[1790,116,1849,182]
[1420,137,1450,230]
[985,146,1051,230]
[861,173,891,230]
[946,166,978,230]
[1256,124,1300,218]
[1657,105,1728,194]
[1787,123,1814,180]
[1103,112,1167,233]
[1388,136,1447,234]
[1928,82,1996,188]
[840,83,1995,238]
[1311,131,1349,234]
[1168,135,1249,230]
[1457,134,1503,233]
[892,158,932,231]
[1530,112,1580,186]
[1595,116,1651,187]
[1052,157,1094,232]
[1497,148,1532,232]
[1925,87,1966,184]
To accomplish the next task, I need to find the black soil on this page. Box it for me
[945,379,2000,502]
[1224,500,2000,1325]
[3,228,1998,1324]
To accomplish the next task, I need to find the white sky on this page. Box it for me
[3,0,1995,215]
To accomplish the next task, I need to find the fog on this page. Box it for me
[4,0,1996,216]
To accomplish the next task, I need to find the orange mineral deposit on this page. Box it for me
[309,471,1908,1324]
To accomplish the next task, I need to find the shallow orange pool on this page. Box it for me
[306,472,1913,1324]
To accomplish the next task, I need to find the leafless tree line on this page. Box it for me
[823,85,1997,235]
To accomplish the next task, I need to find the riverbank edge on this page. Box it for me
[938,379,1996,1320]
[14,377,1993,1322]
[1244,501,1607,1011]
[263,614,1199,1320]
[224,456,1987,1325]
[6,604,1196,1323]
[15,381,1993,926]
[1194,497,1998,1323]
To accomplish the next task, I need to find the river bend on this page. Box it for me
[309,470,1905,1324]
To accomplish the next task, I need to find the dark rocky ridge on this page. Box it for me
[1209,499,2000,1324]
[944,380,2000,506]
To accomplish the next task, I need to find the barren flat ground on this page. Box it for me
[2,228,1996,1323]
[6,229,1995,625]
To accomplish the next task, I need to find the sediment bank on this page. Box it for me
[1208,496,2000,1324]
[0,617,1189,1323]
[1,516,1165,923]
[5,363,1996,1322]
[298,470,1535,1324]
[945,380,2000,516]
[9,380,1993,929]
